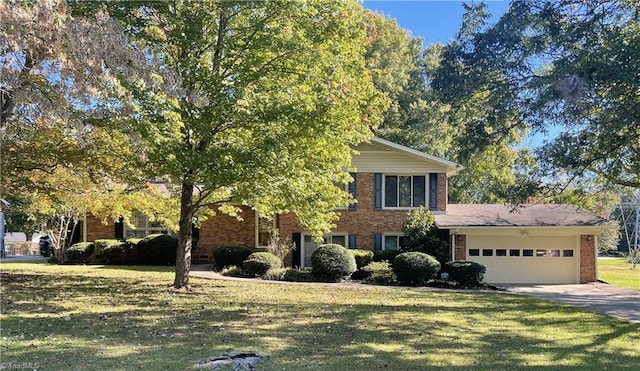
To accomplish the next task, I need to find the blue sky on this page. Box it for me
[363,0,510,47]
[362,1,554,148]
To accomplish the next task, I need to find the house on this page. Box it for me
[84,137,614,284]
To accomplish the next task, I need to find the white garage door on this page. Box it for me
[466,235,578,284]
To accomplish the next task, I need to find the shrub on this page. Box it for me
[350,249,374,279]
[393,252,441,285]
[138,234,178,266]
[351,249,374,269]
[310,244,357,281]
[265,228,296,265]
[363,261,396,285]
[373,249,402,265]
[124,238,143,264]
[242,252,282,276]
[212,245,252,270]
[94,239,128,265]
[220,266,245,277]
[262,268,315,282]
[65,242,95,264]
[443,260,486,287]
[402,208,449,264]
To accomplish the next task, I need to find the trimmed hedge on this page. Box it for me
[94,239,128,265]
[262,268,315,282]
[213,245,252,270]
[138,234,177,266]
[443,260,486,287]
[242,252,282,276]
[363,261,396,285]
[373,249,402,265]
[66,242,95,264]
[351,249,374,269]
[311,244,357,281]
[393,252,441,285]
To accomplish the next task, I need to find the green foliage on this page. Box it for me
[310,244,357,282]
[212,246,252,270]
[242,252,282,277]
[94,239,128,265]
[349,249,375,279]
[363,261,397,285]
[402,208,449,264]
[373,249,402,265]
[443,261,486,287]
[65,242,95,264]
[79,0,387,288]
[265,228,296,265]
[350,249,374,270]
[430,0,640,194]
[138,234,177,266]
[262,268,315,282]
[393,252,441,285]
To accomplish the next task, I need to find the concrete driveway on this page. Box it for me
[504,282,640,323]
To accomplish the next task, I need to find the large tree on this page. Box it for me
[76,1,385,289]
[367,8,530,203]
[430,0,640,196]
[1,0,159,248]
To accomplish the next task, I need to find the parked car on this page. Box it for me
[39,236,53,257]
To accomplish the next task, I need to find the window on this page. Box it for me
[563,250,574,257]
[482,249,493,256]
[124,211,168,238]
[256,215,274,248]
[509,249,520,257]
[536,249,547,257]
[496,249,507,257]
[523,249,534,257]
[384,175,426,208]
[469,249,480,256]
[549,249,560,257]
[383,234,406,250]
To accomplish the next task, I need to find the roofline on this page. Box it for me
[370,136,462,176]
[436,225,617,231]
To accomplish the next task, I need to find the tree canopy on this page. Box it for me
[73,0,386,289]
[430,0,639,192]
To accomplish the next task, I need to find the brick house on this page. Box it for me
[84,137,614,284]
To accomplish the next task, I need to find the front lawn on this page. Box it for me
[598,257,640,290]
[1,262,639,370]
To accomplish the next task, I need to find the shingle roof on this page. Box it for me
[435,204,615,228]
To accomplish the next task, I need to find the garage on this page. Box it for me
[435,204,616,284]
[465,235,578,284]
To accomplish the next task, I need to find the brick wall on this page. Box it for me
[279,172,431,253]
[437,172,447,212]
[85,215,115,242]
[194,206,257,264]
[580,234,597,283]
[454,234,466,260]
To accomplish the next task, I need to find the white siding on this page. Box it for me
[352,143,449,173]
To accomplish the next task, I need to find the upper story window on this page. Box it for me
[125,211,168,238]
[384,175,426,208]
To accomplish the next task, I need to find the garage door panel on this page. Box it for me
[466,235,578,284]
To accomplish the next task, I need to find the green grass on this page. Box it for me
[1,262,639,370]
[598,257,640,290]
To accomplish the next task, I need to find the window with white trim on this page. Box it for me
[383,234,406,250]
[124,211,168,238]
[383,175,426,208]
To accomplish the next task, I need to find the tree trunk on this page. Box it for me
[174,180,194,289]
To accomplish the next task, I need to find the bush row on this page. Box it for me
[65,234,177,266]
